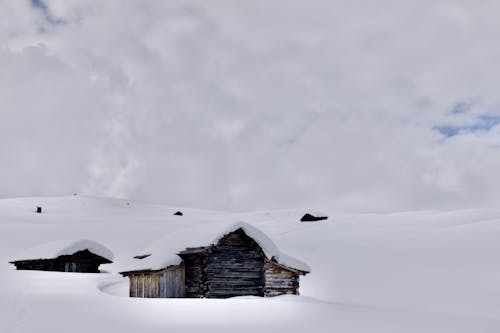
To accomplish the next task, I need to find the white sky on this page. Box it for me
[1,0,500,211]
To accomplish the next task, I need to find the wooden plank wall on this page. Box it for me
[264,261,300,296]
[159,264,185,298]
[129,274,137,297]
[128,265,185,298]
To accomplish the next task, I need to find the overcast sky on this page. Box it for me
[1,1,500,212]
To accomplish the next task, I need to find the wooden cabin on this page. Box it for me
[120,223,309,298]
[9,239,114,273]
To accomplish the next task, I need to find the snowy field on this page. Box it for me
[1,196,500,332]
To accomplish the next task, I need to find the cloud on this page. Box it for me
[1,1,500,211]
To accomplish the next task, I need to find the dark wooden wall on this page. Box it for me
[205,230,265,298]
[180,229,266,298]
[181,252,206,298]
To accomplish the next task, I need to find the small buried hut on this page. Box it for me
[9,239,114,273]
[120,222,310,298]
[301,212,328,222]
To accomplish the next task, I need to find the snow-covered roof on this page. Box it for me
[119,222,310,273]
[11,239,114,262]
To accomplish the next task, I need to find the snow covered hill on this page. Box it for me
[1,196,499,332]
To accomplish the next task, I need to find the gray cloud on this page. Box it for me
[1,1,500,211]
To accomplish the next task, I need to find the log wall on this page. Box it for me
[264,261,300,296]
[181,229,266,298]
[205,230,265,298]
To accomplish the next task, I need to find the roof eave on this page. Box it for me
[266,258,310,275]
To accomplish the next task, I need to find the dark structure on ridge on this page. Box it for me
[301,213,328,222]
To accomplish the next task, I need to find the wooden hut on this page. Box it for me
[9,239,114,273]
[120,222,310,298]
[301,212,328,222]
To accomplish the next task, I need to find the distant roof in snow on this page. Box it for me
[119,222,310,274]
[11,239,114,262]
[301,212,328,222]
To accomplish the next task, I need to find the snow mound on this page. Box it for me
[306,211,328,217]
[12,239,114,262]
[118,221,310,273]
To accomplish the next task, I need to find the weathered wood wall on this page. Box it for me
[129,273,158,297]
[128,265,185,298]
[180,229,266,298]
[264,261,300,296]
[181,252,205,297]
[160,264,185,298]
[205,230,265,298]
